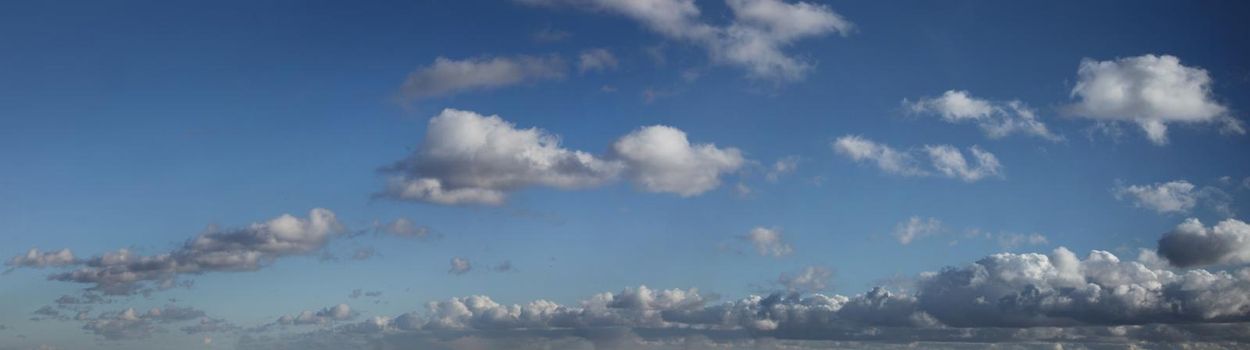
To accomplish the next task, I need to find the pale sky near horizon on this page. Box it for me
[2,1,1250,349]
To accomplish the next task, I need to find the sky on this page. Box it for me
[2,0,1250,349]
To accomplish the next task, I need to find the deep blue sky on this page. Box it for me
[2,1,1249,348]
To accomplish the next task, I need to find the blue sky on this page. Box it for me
[2,1,1250,349]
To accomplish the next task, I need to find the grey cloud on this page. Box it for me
[5,248,76,269]
[449,257,472,275]
[399,55,567,101]
[1157,218,1250,268]
[22,209,345,295]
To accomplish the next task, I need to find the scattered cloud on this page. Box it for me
[778,265,832,292]
[905,90,1061,141]
[518,0,853,81]
[448,257,472,275]
[9,209,345,295]
[6,248,76,269]
[277,304,355,326]
[398,55,567,101]
[996,232,1049,249]
[743,227,793,257]
[578,48,619,73]
[892,216,942,245]
[833,135,1002,182]
[376,218,437,240]
[765,156,799,182]
[380,109,744,205]
[1114,180,1234,216]
[1067,54,1243,145]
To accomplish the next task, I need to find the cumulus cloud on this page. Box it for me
[578,48,619,73]
[614,126,744,196]
[743,227,793,257]
[833,136,1002,182]
[381,109,746,204]
[905,90,1061,141]
[893,216,942,245]
[519,0,852,81]
[1114,180,1233,216]
[449,257,472,275]
[1157,218,1250,268]
[1067,54,1243,145]
[398,55,567,101]
[81,305,212,340]
[12,209,345,295]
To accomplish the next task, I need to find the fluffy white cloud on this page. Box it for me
[923,145,1001,182]
[6,248,76,268]
[613,126,744,196]
[1115,180,1198,214]
[448,257,472,275]
[893,216,941,245]
[832,135,925,176]
[743,227,793,257]
[1157,218,1250,268]
[1067,54,1242,145]
[399,55,567,100]
[382,110,743,204]
[834,136,1002,182]
[905,90,1061,141]
[21,209,344,295]
[578,48,619,73]
[278,304,355,326]
[520,0,852,81]
[381,109,623,205]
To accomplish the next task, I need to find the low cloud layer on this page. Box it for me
[1067,54,1243,145]
[399,55,567,101]
[8,209,345,295]
[833,136,1002,182]
[380,109,744,205]
[905,90,1061,141]
[519,0,853,81]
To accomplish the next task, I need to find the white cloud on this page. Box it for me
[778,265,832,292]
[399,55,566,100]
[765,156,799,182]
[519,0,852,81]
[923,145,1001,182]
[905,90,1061,141]
[1067,54,1242,145]
[832,135,925,176]
[382,110,744,204]
[743,227,793,257]
[893,216,942,245]
[1156,218,1250,268]
[448,257,472,275]
[376,218,436,240]
[278,304,355,326]
[996,232,1049,249]
[834,135,1002,182]
[578,48,619,73]
[1114,180,1198,214]
[613,125,745,196]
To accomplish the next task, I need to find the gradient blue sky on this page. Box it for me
[2,1,1250,349]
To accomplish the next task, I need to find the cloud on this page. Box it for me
[278,304,356,326]
[765,156,799,182]
[449,257,472,275]
[893,216,942,245]
[1156,218,1250,268]
[777,266,832,292]
[6,248,76,269]
[613,126,745,196]
[379,109,624,205]
[1067,54,1243,145]
[519,0,852,81]
[1115,180,1198,214]
[81,305,212,340]
[905,90,1061,141]
[833,136,1002,182]
[376,218,437,240]
[578,48,619,73]
[996,232,1050,249]
[1114,180,1234,216]
[13,209,345,295]
[399,55,567,101]
[743,227,793,257]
